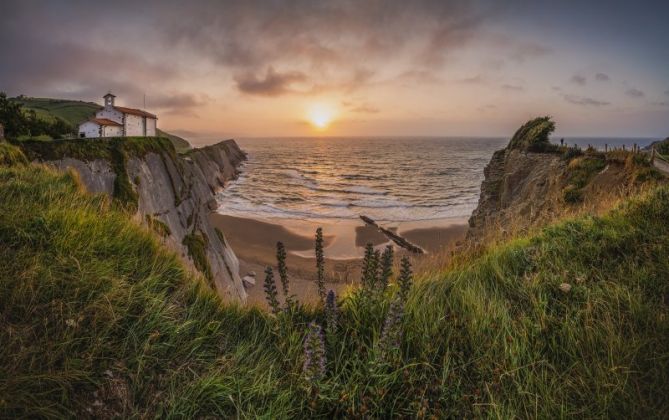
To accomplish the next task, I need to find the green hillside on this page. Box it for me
[11,96,101,125]
[9,96,191,151]
[0,142,667,417]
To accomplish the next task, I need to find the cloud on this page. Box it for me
[147,93,211,115]
[570,75,587,85]
[508,42,553,63]
[0,0,500,102]
[234,67,308,96]
[482,59,505,71]
[501,84,524,91]
[458,75,486,84]
[625,88,645,98]
[342,100,380,114]
[477,104,497,112]
[595,73,610,82]
[563,94,610,106]
[351,105,380,114]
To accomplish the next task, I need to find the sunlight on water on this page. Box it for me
[217,137,505,222]
[216,137,653,223]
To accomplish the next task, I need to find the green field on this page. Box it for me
[0,141,667,417]
[9,96,191,151]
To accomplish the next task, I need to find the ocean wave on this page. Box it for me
[217,137,504,222]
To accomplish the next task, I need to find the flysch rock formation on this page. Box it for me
[466,147,565,242]
[38,139,249,302]
[467,118,666,244]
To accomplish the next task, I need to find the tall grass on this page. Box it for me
[1,159,668,417]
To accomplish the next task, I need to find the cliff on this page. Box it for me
[16,137,248,302]
[3,140,668,418]
[467,117,665,243]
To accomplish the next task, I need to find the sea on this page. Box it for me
[216,137,657,223]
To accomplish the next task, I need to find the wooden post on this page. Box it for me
[605,144,608,152]
[651,147,656,164]
[623,144,626,151]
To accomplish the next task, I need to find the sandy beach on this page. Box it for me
[209,213,468,307]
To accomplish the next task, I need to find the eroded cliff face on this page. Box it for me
[467,119,664,244]
[21,138,248,302]
[467,148,566,242]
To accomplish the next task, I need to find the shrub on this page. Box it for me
[0,142,28,166]
[562,145,583,161]
[508,116,557,152]
[562,184,583,203]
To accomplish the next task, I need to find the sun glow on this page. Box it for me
[307,103,336,131]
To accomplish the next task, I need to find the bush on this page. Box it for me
[562,145,583,161]
[0,142,28,166]
[562,184,583,203]
[508,116,557,152]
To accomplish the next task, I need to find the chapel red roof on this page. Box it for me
[114,106,157,119]
[89,118,122,127]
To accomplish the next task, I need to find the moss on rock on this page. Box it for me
[182,230,213,285]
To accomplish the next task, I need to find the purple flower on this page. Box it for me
[303,321,326,385]
[325,290,338,336]
[377,298,405,363]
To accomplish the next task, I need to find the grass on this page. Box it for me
[145,214,172,238]
[9,96,191,151]
[11,97,101,126]
[13,136,180,211]
[182,230,214,284]
[508,116,557,152]
[0,150,668,417]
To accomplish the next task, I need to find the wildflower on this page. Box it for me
[325,289,338,337]
[398,256,413,302]
[315,228,326,303]
[263,266,280,314]
[361,243,379,291]
[379,245,394,291]
[376,298,405,364]
[303,321,326,385]
[276,241,293,308]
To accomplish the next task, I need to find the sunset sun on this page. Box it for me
[307,103,335,131]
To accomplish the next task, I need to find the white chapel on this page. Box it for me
[78,93,157,138]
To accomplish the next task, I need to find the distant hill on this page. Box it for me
[10,96,191,152]
[11,97,101,126]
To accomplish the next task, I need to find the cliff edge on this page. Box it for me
[467,117,665,243]
[17,137,248,302]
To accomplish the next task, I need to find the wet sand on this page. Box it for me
[209,213,468,307]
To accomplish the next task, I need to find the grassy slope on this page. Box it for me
[11,97,191,151]
[11,97,101,126]
[0,145,667,417]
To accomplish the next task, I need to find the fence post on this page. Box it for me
[651,147,656,164]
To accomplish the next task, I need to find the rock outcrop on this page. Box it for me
[18,137,248,302]
[466,147,565,242]
[467,118,665,244]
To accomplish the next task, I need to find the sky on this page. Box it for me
[1,0,668,142]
